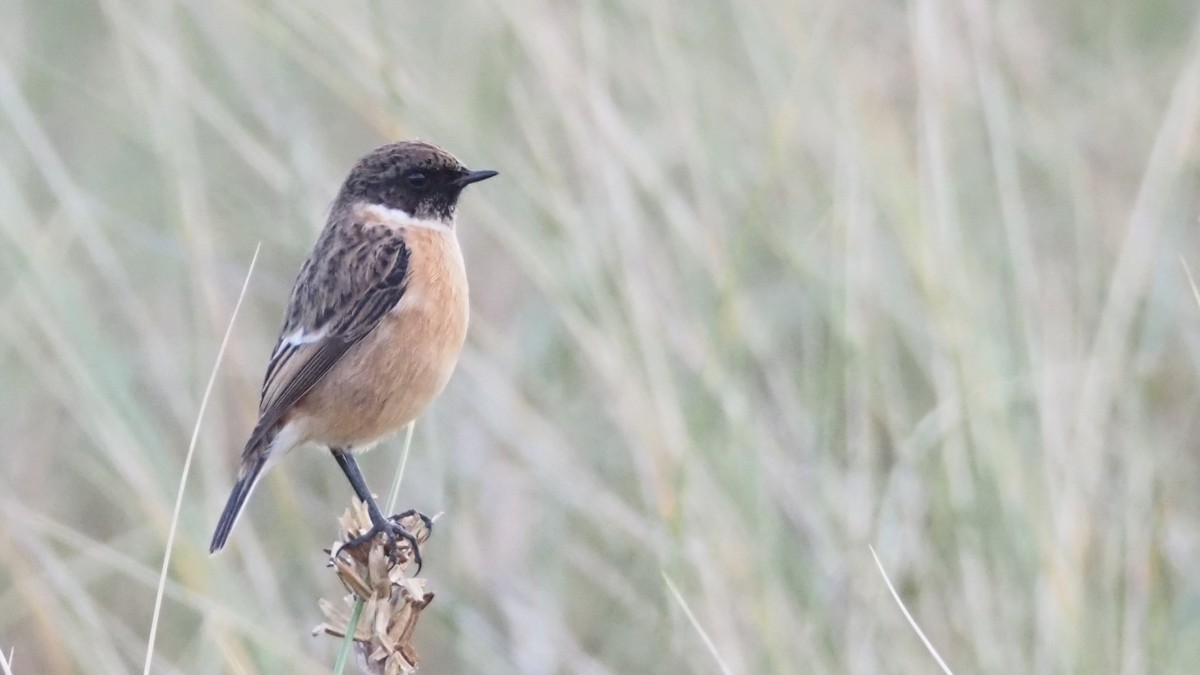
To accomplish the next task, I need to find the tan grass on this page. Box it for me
[2,0,1200,672]
[142,245,260,675]
[870,544,954,675]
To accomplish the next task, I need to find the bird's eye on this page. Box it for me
[405,171,429,189]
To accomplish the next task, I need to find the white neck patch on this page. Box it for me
[355,202,453,232]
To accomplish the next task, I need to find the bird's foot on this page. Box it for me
[393,508,434,536]
[334,509,433,573]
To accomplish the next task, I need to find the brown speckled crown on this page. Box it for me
[335,141,492,222]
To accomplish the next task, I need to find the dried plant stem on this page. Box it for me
[1181,256,1200,310]
[143,245,260,675]
[869,545,954,675]
[662,571,733,675]
[385,423,416,514]
[331,420,416,675]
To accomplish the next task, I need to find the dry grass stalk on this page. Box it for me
[314,501,435,675]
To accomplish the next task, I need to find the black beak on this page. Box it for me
[452,169,499,188]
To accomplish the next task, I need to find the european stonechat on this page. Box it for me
[210,140,496,563]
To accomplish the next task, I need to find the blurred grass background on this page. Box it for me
[1,0,1200,672]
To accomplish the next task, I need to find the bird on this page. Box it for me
[209,140,497,564]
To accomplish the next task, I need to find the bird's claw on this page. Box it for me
[391,508,434,536]
[333,510,431,573]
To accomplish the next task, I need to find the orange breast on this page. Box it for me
[296,224,469,450]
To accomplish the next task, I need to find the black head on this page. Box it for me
[336,140,497,222]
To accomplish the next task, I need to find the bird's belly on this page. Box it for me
[296,293,468,450]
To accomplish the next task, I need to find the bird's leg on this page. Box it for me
[330,448,429,571]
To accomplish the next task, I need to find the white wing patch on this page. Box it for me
[281,326,327,347]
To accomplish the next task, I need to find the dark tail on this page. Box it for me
[210,456,266,553]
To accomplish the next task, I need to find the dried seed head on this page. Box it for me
[314,501,437,674]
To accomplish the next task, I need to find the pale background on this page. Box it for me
[1,0,1200,673]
